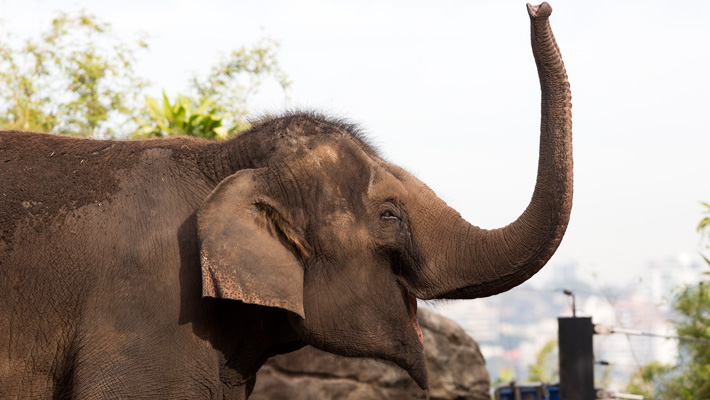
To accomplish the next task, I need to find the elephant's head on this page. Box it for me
[196,2,571,390]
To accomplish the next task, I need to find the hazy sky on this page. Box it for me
[2,0,709,287]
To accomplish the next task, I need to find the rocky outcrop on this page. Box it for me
[251,308,490,399]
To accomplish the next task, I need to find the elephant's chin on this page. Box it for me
[397,348,429,391]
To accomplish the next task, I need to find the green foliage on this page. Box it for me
[625,361,672,398]
[134,37,289,139]
[624,284,710,399]
[134,92,228,139]
[626,204,710,399]
[490,367,516,387]
[699,202,710,266]
[664,276,710,399]
[191,37,290,133]
[1,12,288,140]
[698,202,710,235]
[0,11,147,137]
[527,339,558,383]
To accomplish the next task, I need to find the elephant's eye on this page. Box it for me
[381,210,400,221]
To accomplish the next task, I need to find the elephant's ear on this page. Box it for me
[197,169,306,319]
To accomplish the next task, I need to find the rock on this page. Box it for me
[251,308,490,399]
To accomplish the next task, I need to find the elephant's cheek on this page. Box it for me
[301,258,429,389]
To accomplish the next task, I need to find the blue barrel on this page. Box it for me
[495,384,559,400]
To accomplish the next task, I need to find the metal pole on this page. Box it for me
[558,317,595,400]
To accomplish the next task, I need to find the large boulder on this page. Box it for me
[251,308,490,399]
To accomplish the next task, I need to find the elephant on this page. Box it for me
[0,3,571,399]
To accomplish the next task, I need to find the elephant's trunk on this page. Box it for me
[408,3,573,300]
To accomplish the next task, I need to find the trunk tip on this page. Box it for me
[527,2,553,19]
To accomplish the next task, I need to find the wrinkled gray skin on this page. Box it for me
[0,3,571,399]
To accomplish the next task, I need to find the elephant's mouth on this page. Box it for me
[397,287,428,390]
[403,289,423,344]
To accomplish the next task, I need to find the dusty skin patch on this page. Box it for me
[298,144,340,170]
[312,144,339,165]
[0,131,211,249]
[327,211,357,243]
[0,132,134,246]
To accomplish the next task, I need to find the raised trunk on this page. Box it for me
[408,2,573,300]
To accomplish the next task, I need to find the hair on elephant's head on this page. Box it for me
[197,2,571,390]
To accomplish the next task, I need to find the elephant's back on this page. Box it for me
[1,132,136,240]
[0,131,208,248]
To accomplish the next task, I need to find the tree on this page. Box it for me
[0,11,147,138]
[527,339,558,383]
[625,361,672,398]
[626,202,710,399]
[192,37,291,134]
[135,37,290,139]
[699,202,710,264]
[1,12,289,140]
[663,278,710,398]
[490,367,516,387]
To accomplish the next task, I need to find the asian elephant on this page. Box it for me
[0,3,571,399]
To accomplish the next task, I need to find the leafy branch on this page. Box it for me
[0,11,148,137]
[1,12,289,140]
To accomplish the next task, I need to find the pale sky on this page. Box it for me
[2,0,709,288]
